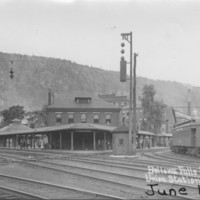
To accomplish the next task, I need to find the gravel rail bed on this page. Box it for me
[29,159,200,199]
[0,149,199,199]
[0,174,115,199]
[0,161,186,199]
[0,162,150,199]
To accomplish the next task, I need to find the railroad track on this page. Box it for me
[0,173,118,199]
[0,148,200,199]
[1,150,200,176]
[29,156,200,199]
[0,153,198,199]
[1,149,200,174]
[0,186,43,199]
[141,151,200,167]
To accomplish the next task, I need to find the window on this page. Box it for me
[93,114,99,124]
[68,113,74,124]
[55,112,62,124]
[81,113,87,123]
[105,114,111,125]
[119,139,124,145]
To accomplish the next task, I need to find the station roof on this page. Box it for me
[0,122,33,133]
[156,133,172,137]
[47,96,120,111]
[0,123,117,136]
[113,125,155,136]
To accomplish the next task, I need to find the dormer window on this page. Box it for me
[75,97,92,104]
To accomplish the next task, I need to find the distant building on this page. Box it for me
[44,94,121,150]
[98,93,129,107]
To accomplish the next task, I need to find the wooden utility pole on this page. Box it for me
[133,53,138,155]
[188,88,191,116]
[121,32,133,155]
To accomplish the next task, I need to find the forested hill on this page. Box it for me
[0,52,199,114]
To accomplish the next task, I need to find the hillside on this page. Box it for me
[0,52,198,115]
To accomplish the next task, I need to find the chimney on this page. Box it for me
[48,88,52,106]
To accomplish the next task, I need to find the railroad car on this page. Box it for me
[170,109,200,155]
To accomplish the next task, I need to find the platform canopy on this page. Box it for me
[0,123,117,136]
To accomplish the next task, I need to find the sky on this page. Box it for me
[0,0,200,86]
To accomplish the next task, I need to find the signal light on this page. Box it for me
[121,43,125,47]
[120,42,126,82]
[121,49,125,54]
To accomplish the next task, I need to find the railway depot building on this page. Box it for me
[46,95,120,150]
[0,95,120,151]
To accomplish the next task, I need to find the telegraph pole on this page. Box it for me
[133,53,138,155]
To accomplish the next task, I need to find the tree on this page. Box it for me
[140,84,166,133]
[1,105,25,127]
[25,105,47,128]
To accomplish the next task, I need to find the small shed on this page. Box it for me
[112,125,129,155]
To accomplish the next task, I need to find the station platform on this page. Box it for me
[0,146,170,155]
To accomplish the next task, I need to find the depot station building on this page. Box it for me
[0,92,172,154]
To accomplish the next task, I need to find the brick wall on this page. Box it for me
[47,110,120,127]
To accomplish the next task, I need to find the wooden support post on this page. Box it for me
[137,135,140,149]
[142,136,144,148]
[14,135,16,148]
[33,135,35,149]
[71,131,74,151]
[104,132,106,150]
[50,132,52,148]
[149,136,152,148]
[93,131,96,150]
[60,132,62,150]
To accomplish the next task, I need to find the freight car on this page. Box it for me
[170,109,200,155]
